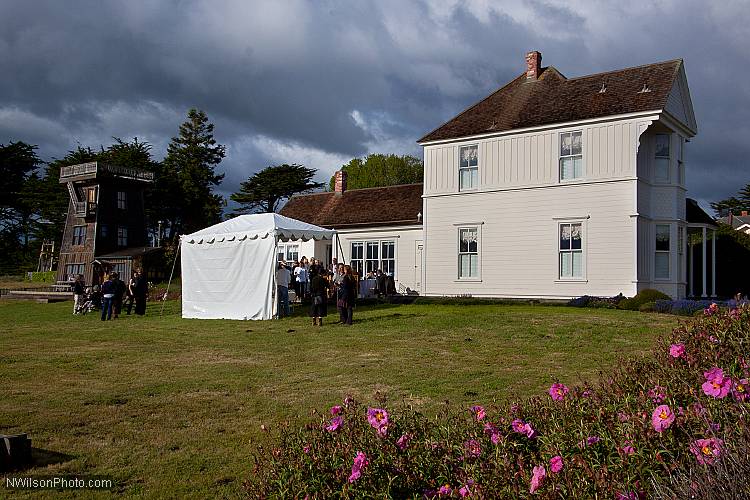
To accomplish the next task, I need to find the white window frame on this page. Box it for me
[559,131,583,181]
[654,223,671,280]
[677,138,685,186]
[65,263,85,279]
[654,133,670,183]
[72,225,86,246]
[350,240,397,278]
[117,226,128,247]
[285,244,299,262]
[457,226,481,281]
[677,225,685,283]
[458,145,479,191]
[380,241,396,276]
[117,191,127,210]
[557,221,585,281]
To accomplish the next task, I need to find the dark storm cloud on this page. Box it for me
[0,0,748,208]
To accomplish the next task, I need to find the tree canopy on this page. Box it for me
[327,154,423,191]
[711,183,750,216]
[231,164,322,214]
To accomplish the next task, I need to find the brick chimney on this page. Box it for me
[525,50,542,80]
[334,170,347,195]
[742,210,748,217]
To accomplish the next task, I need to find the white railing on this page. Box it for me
[60,162,154,182]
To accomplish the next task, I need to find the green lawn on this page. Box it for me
[0,299,678,498]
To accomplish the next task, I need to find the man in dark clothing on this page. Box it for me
[133,269,148,316]
[123,272,137,314]
[111,272,127,319]
[100,275,115,321]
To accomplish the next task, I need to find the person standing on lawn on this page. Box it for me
[72,274,84,315]
[338,265,356,325]
[276,261,291,318]
[100,274,115,321]
[309,266,329,326]
[133,269,148,316]
[123,271,137,315]
[111,272,126,319]
[333,263,346,323]
[294,259,309,301]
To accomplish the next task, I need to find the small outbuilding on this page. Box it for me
[180,213,335,320]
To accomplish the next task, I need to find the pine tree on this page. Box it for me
[231,164,322,214]
[162,109,226,236]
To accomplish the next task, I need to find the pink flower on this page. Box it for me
[326,416,343,433]
[464,439,481,458]
[690,438,723,465]
[587,436,600,446]
[615,492,641,500]
[367,407,389,430]
[330,405,342,416]
[348,451,369,483]
[549,455,563,473]
[470,405,486,421]
[549,383,569,401]
[620,442,635,456]
[651,405,675,433]
[376,425,388,437]
[522,423,537,439]
[617,412,630,422]
[702,367,732,398]
[303,444,311,454]
[438,484,452,496]
[511,419,526,433]
[529,465,546,494]
[458,485,472,497]
[732,378,749,401]
[396,433,412,450]
[490,431,501,445]
[704,303,719,316]
[669,343,685,358]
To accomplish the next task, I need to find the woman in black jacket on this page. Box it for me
[338,265,356,325]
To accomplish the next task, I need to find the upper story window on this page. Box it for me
[559,223,583,279]
[117,191,128,210]
[72,225,86,246]
[87,187,97,203]
[655,224,670,279]
[677,138,685,185]
[458,227,479,279]
[100,225,108,238]
[117,226,128,247]
[654,134,670,182]
[559,131,583,181]
[459,145,478,191]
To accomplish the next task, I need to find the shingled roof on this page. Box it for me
[279,183,423,228]
[419,59,684,143]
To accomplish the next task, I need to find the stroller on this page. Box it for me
[76,286,101,315]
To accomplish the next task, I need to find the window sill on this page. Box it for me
[559,177,585,183]
[454,279,482,283]
[555,279,588,283]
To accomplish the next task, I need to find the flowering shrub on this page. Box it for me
[248,305,750,498]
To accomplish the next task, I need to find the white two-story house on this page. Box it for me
[418,51,701,299]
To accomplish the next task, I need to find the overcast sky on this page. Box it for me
[1,0,748,211]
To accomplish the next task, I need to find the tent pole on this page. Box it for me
[336,232,346,265]
[272,236,279,319]
[160,239,181,317]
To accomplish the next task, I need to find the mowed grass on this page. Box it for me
[0,299,678,498]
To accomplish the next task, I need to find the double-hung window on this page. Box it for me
[655,224,670,279]
[458,227,479,279]
[677,138,685,185]
[72,225,86,246]
[559,223,583,279]
[365,242,379,274]
[117,226,128,247]
[559,131,582,180]
[350,242,364,276]
[654,134,670,182]
[285,244,299,262]
[117,191,128,210]
[459,145,478,191]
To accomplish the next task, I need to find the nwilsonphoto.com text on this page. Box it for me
[5,475,113,490]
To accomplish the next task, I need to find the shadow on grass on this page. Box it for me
[2,448,75,472]
[352,312,425,324]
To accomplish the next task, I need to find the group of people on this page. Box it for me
[71,269,148,321]
[275,257,357,326]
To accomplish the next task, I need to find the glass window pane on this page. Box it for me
[571,132,582,155]
[560,252,571,278]
[655,158,669,181]
[560,224,571,250]
[470,254,478,277]
[460,145,477,168]
[470,167,478,188]
[656,225,670,251]
[560,133,571,156]
[560,157,573,180]
[571,224,582,250]
[655,134,670,157]
[655,253,670,279]
[571,251,583,277]
[459,254,469,277]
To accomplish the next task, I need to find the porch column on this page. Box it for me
[711,229,716,298]
[688,231,694,297]
[701,227,707,298]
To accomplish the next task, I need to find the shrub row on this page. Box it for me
[248,305,750,498]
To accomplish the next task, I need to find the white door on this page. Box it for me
[415,241,423,293]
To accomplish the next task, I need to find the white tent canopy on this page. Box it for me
[181,213,335,320]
